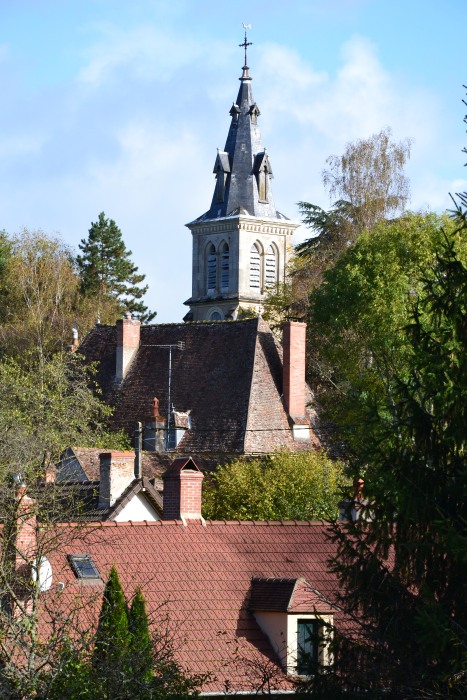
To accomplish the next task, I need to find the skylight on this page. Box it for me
[68,554,100,580]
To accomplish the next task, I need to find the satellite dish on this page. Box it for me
[31,556,53,592]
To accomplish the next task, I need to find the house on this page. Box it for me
[52,449,163,522]
[10,457,345,695]
[78,317,324,460]
[76,38,326,461]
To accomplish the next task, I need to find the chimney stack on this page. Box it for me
[98,451,136,509]
[282,321,307,419]
[162,457,204,523]
[116,312,141,382]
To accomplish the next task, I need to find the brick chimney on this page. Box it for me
[98,451,136,509]
[6,484,38,614]
[282,321,307,419]
[162,457,204,524]
[116,312,141,382]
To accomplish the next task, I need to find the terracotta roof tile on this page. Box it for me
[48,520,340,693]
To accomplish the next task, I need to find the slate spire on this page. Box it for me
[204,32,278,220]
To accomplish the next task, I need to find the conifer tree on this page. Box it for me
[92,566,130,697]
[77,212,155,322]
[128,587,153,686]
[299,217,467,698]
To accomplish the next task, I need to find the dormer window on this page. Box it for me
[249,103,261,125]
[213,151,231,204]
[249,577,334,676]
[253,151,273,204]
[297,619,320,675]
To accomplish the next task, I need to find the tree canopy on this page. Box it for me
[202,450,348,521]
[307,211,465,452]
[300,208,467,699]
[77,212,155,322]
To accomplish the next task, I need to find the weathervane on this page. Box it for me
[239,23,252,66]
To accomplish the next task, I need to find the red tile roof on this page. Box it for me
[48,519,340,693]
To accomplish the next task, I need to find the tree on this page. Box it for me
[0,352,128,481]
[77,213,155,322]
[307,211,464,452]
[128,588,153,687]
[92,566,131,699]
[202,450,348,521]
[298,207,467,699]
[0,229,81,364]
[262,129,413,327]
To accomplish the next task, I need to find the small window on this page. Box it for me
[297,619,319,675]
[68,554,100,580]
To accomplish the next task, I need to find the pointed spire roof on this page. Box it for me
[193,33,288,223]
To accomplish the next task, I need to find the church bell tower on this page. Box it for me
[184,31,299,322]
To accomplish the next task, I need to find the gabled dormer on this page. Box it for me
[249,577,334,676]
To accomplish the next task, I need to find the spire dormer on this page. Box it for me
[184,30,299,323]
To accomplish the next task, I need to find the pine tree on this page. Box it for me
[77,212,155,322]
[128,588,153,687]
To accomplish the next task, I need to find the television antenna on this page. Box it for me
[142,341,185,449]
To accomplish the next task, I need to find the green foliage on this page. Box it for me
[276,128,413,326]
[322,126,412,232]
[0,229,81,362]
[307,211,465,451]
[302,214,467,698]
[93,566,130,676]
[202,450,348,521]
[129,588,153,685]
[0,352,128,479]
[77,212,155,322]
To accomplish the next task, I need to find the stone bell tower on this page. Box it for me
[184,31,299,322]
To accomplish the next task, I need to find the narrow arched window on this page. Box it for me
[207,244,216,291]
[249,244,261,290]
[220,243,229,290]
[265,245,277,288]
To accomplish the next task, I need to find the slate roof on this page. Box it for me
[78,318,321,456]
[190,60,283,222]
[49,519,341,693]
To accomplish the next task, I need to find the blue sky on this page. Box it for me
[0,0,465,322]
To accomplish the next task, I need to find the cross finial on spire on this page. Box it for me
[239,24,252,67]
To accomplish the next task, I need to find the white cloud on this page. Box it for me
[77,24,203,86]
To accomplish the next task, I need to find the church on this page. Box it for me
[183,33,299,322]
[78,35,321,463]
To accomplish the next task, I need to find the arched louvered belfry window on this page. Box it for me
[249,243,261,290]
[220,242,230,290]
[265,245,277,288]
[207,244,216,292]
